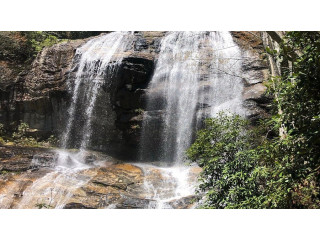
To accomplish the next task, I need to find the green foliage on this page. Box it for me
[189,32,320,209]
[21,31,60,58]
[0,121,57,148]
[0,31,104,63]
[32,34,59,53]
[12,122,29,139]
[35,203,53,209]
[134,108,144,114]
[20,31,106,59]
[44,31,106,40]
[47,135,58,146]
[187,112,263,208]
[12,122,40,147]
[259,31,320,208]
[265,46,278,56]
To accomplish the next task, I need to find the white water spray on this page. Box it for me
[61,32,134,152]
[139,31,245,207]
[14,32,134,209]
[141,31,245,164]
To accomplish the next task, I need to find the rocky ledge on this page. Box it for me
[0,146,200,209]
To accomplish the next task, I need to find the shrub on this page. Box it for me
[187,112,263,208]
[21,31,60,58]
[12,122,39,147]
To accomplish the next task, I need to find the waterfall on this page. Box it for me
[61,31,134,151]
[196,32,245,122]
[2,31,247,209]
[138,31,245,208]
[140,31,245,165]
[12,32,135,209]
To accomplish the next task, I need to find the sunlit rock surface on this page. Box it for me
[0,146,200,209]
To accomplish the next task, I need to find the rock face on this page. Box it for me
[64,164,147,209]
[0,35,88,139]
[0,146,199,209]
[231,31,271,123]
[0,31,271,159]
[0,145,55,172]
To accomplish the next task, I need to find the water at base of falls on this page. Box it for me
[1,150,200,209]
[14,149,102,209]
[136,163,201,209]
[16,167,91,209]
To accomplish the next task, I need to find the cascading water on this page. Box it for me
[139,31,245,208]
[13,32,134,209]
[56,31,134,168]
[140,31,245,164]
[61,31,134,153]
[15,169,92,209]
[0,31,247,209]
[196,31,245,122]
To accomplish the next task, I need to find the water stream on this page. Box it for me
[1,31,246,209]
[139,31,245,208]
[61,31,134,152]
[140,31,245,164]
[9,32,135,209]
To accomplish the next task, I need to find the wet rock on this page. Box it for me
[242,68,269,86]
[0,156,202,209]
[115,88,146,110]
[120,57,154,85]
[0,167,51,208]
[0,157,32,172]
[134,37,148,51]
[23,39,89,98]
[231,31,269,87]
[91,164,143,191]
[167,195,199,209]
[231,31,264,52]
[244,100,270,124]
[31,153,56,169]
[115,195,155,209]
[63,163,146,209]
[63,202,94,209]
[243,83,271,123]
[0,37,89,138]
[83,154,97,164]
[0,146,56,171]
[62,163,201,209]
[243,83,267,101]
[0,148,14,159]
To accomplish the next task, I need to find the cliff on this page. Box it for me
[0,31,270,159]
